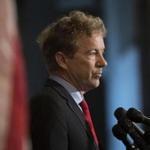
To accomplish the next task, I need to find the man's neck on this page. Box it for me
[50,72,86,94]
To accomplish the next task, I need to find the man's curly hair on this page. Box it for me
[37,10,106,72]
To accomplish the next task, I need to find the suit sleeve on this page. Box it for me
[30,94,68,150]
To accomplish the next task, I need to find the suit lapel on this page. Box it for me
[46,79,89,131]
[45,79,85,126]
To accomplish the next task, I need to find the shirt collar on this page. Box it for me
[49,75,83,105]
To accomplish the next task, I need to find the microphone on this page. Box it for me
[114,107,144,137]
[114,107,146,149]
[114,107,126,120]
[127,108,150,126]
[112,124,138,149]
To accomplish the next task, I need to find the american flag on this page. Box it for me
[0,0,28,149]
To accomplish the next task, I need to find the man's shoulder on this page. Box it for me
[30,80,70,105]
[30,86,59,104]
[31,78,64,99]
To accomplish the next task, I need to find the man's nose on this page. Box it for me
[96,55,107,67]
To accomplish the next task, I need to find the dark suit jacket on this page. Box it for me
[30,79,100,150]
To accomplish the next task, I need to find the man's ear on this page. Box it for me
[55,51,68,70]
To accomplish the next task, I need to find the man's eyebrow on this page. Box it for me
[93,48,105,52]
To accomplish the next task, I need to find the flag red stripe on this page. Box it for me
[5,37,28,150]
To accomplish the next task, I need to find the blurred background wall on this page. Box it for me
[16,0,150,149]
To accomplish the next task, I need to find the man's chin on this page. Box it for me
[92,79,100,87]
[84,81,100,91]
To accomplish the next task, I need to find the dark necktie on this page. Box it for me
[80,100,99,145]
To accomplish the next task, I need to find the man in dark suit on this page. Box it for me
[30,10,107,150]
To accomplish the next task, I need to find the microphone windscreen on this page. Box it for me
[127,108,143,123]
[112,124,127,140]
[114,107,127,120]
